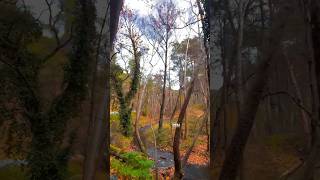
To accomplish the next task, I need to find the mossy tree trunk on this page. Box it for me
[112,60,140,136]
[28,0,97,179]
[111,9,141,136]
[0,0,96,179]
[119,101,133,136]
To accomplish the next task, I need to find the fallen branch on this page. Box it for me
[280,160,304,180]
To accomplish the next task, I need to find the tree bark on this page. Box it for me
[183,37,191,139]
[234,2,247,178]
[159,31,169,130]
[169,89,182,141]
[218,19,286,180]
[84,1,109,176]
[284,50,311,149]
[235,0,246,110]
[196,0,210,153]
[134,82,147,154]
[219,54,273,180]
[208,0,216,169]
[289,1,320,179]
[173,76,196,180]
[220,14,229,151]
[83,1,123,179]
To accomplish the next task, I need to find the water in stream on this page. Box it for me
[138,125,210,179]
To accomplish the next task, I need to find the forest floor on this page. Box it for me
[0,158,108,180]
[209,134,302,180]
[0,105,305,180]
[120,105,302,180]
[110,105,210,179]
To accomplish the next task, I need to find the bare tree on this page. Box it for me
[144,0,178,130]
[134,60,158,154]
[173,73,197,179]
[134,80,148,154]
[287,0,320,179]
[112,7,142,136]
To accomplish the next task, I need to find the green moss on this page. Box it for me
[0,166,26,180]
[0,161,108,180]
[111,151,153,179]
[144,122,172,149]
[110,113,120,122]
[111,133,133,149]
[67,161,108,180]
[264,133,303,153]
[27,37,56,56]
[67,161,82,178]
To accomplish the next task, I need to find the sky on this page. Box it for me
[21,0,222,90]
[120,0,205,89]
[125,0,150,15]
[122,0,223,89]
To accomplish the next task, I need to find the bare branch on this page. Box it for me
[44,0,60,45]
[262,91,313,119]
[40,0,73,64]
[0,56,38,102]
[40,26,73,64]
[173,19,201,30]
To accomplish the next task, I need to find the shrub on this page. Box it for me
[111,151,154,179]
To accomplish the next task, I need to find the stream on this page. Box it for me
[138,125,210,179]
[138,124,174,169]
[0,159,27,169]
[0,124,209,179]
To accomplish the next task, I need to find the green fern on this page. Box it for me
[111,151,154,179]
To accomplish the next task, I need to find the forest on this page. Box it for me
[0,0,320,180]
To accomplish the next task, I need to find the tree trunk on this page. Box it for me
[220,15,228,151]
[290,1,320,179]
[195,0,210,153]
[83,43,111,180]
[150,112,159,180]
[218,18,285,180]
[134,82,147,154]
[284,50,311,149]
[159,33,169,130]
[169,89,182,141]
[235,0,246,110]
[183,37,191,139]
[173,76,196,179]
[208,0,216,169]
[234,2,246,178]
[83,1,123,179]
[219,55,273,180]
[29,116,61,180]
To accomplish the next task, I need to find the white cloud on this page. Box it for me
[125,0,152,15]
